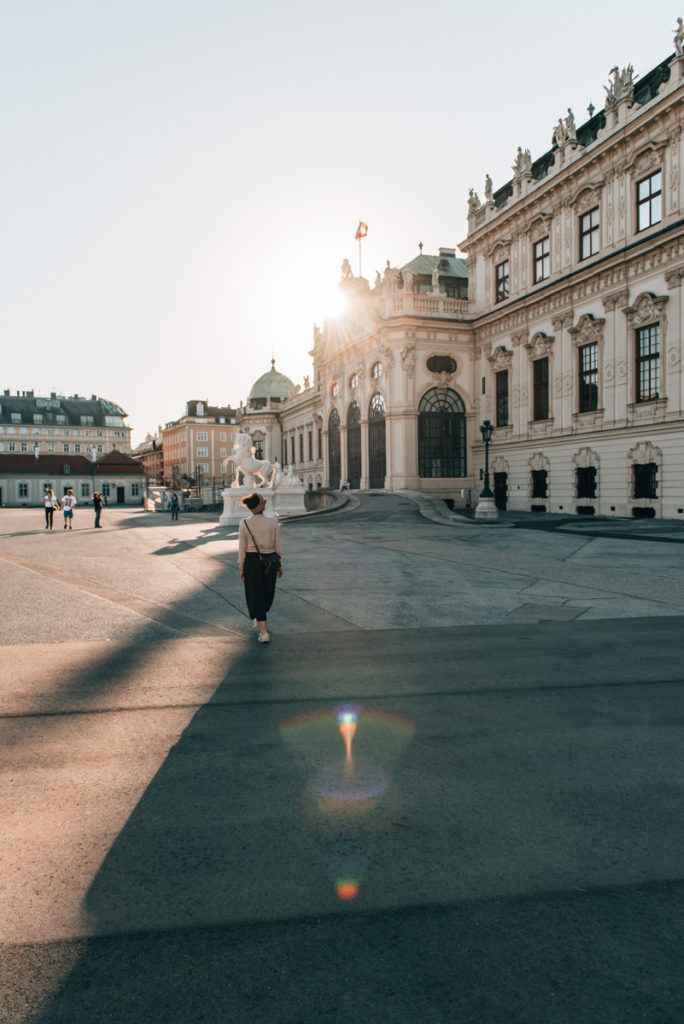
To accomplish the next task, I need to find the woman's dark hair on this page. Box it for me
[242,492,262,510]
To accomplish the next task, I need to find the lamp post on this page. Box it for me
[474,419,499,521]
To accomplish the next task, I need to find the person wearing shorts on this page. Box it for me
[61,488,77,529]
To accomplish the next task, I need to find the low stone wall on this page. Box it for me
[303,488,340,511]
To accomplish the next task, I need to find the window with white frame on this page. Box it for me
[220,447,226,458]
[220,432,226,442]
[495,260,510,302]
[197,431,208,441]
[636,324,660,401]
[11,413,21,423]
[131,483,140,497]
[8,442,16,452]
[197,447,209,457]
[18,483,28,498]
[20,442,28,452]
[63,443,70,453]
[81,483,90,498]
[579,207,600,259]
[102,483,110,497]
[47,442,55,453]
[533,237,550,283]
[637,171,662,231]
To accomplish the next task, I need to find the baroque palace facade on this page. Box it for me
[252,24,684,519]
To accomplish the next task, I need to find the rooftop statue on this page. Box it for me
[484,174,493,202]
[467,188,481,213]
[565,107,577,140]
[604,64,634,107]
[402,267,414,293]
[431,263,441,293]
[676,17,684,56]
[340,257,353,281]
[512,146,532,177]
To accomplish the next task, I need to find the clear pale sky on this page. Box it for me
[1,1,679,445]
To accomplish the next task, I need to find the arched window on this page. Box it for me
[349,372,359,390]
[368,393,386,489]
[418,388,467,477]
[328,409,341,488]
[347,401,361,488]
[371,362,383,379]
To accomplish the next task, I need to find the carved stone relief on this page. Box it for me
[569,313,606,347]
[622,292,669,329]
[524,332,555,360]
[629,440,661,464]
[529,451,549,472]
[572,446,599,470]
[665,265,684,288]
[488,346,514,372]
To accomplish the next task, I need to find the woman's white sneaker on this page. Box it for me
[257,632,270,643]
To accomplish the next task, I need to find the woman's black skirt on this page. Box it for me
[243,552,278,621]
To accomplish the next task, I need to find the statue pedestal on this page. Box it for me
[474,495,499,522]
[218,485,307,526]
[219,487,275,526]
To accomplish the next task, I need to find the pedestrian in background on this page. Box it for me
[61,488,77,530]
[93,491,103,528]
[238,493,283,643]
[43,488,58,530]
[170,492,179,521]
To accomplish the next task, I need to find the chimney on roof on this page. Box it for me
[3,389,8,397]
[50,392,56,399]
[438,248,456,259]
[16,390,20,396]
[91,394,97,400]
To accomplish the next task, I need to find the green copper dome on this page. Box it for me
[248,359,296,402]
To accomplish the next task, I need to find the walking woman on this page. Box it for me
[43,488,58,530]
[238,493,283,643]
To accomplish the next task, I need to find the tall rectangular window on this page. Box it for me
[308,430,313,461]
[531,470,548,498]
[633,463,658,499]
[496,370,509,427]
[80,483,90,498]
[576,466,597,498]
[18,483,28,498]
[290,437,295,464]
[196,431,208,441]
[636,324,660,401]
[579,343,599,412]
[495,260,510,302]
[637,171,662,231]
[533,358,549,420]
[533,237,550,283]
[299,435,304,462]
[579,207,600,259]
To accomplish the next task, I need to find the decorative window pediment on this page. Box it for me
[528,215,552,242]
[487,345,513,371]
[571,181,604,212]
[622,292,669,329]
[626,141,667,179]
[572,446,599,470]
[569,313,606,348]
[524,332,554,360]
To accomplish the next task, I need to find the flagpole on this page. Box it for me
[358,235,362,279]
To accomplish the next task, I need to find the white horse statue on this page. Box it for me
[223,432,274,489]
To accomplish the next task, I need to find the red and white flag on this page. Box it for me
[354,221,368,240]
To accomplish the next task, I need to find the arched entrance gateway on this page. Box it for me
[368,392,386,488]
[328,409,341,488]
[346,401,361,489]
[418,387,467,478]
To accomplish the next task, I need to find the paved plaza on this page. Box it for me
[1,494,684,1023]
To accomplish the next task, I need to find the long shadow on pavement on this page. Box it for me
[18,616,684,1024]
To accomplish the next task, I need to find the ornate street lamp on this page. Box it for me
[480,420,494,498]
[474,419,499,521]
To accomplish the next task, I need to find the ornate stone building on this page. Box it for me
[467,37,684,518]
[242,24,684,519]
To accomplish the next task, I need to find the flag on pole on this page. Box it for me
[354,221,368,240]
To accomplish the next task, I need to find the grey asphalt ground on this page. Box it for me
[1,495,684,1023]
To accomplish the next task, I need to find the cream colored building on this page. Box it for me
[161,400,237,489]
[466,43,684,518]
[256,26,684,520]
[0,390,132,458]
